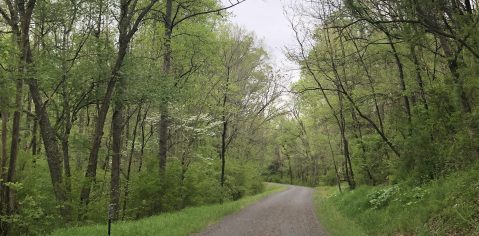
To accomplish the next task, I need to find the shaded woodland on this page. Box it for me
[1,0,479,235]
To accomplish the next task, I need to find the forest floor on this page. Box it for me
[196,185,328,236]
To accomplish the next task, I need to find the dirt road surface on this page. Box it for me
[196,185,328,236]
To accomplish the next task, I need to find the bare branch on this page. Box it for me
[172,0,246,28]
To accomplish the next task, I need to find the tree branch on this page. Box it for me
[126,0,160,40]
[0,5,12,25]
[172,0,246,28]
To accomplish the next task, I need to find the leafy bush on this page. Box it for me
[321,164,479,235]
[367,185,399,209]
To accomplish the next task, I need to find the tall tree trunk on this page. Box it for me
[79,1,106,212]
[61,31,72,195]
[158,0,173,175]
[110,93,123,221]
[5,69,23,217]
[219,66,231,188]
[28,79,70,217]
[80,1,133,211]
[110,56,128,220]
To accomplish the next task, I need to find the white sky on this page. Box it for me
[223,0,300,82]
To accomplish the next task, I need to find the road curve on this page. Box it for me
[195,185,328,236]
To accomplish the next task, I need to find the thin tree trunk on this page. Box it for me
[0,110,8,228]
[276,146,283,180]
[287,154,293,185]
[325,126,342,193]
[158,103,169,173]
[24,92,32,150]
[86,105,90,127]
[31,118,37,156]
[410,45,429,110]
[79,107,85,135]
[338,89,355,189]
[296,27,357,188]
[125,106,130,142]
[138,106,148,172]
[349,34,385,132]
[5,75,23,218]
[1,112,7,180]
[316,27,400,157]
[438,36,471,113]
[122,105,141,220]
[387,35,412,124]
[79,1,105,213]
[351,109,376,185]
[220,118,227,187]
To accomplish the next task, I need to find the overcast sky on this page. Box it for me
[223,0,299,81]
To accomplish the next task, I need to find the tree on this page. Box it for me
[79,0,160,219]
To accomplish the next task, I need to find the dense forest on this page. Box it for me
[266,0,479,234]
[265,0,479,187]
[0,0,478,235]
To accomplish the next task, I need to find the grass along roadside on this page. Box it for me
[314,186,367,236]
[50,183,285,236]
[314,166,479,235]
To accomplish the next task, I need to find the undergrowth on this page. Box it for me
[315,165,479,235]
[50,183,285,236]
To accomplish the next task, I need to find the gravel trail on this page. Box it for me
[195,185,328,236]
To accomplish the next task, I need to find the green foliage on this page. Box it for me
[316,165,479,235]
[1,151,62,235]
[366,185,399,209]
[222,159,265,200]
[313,186,367,236]
[319,170,339,186]
[4,148,266,235]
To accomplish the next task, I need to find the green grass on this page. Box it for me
[314,186,367,236]
[50,184,285,236]
[314,167,479,235]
